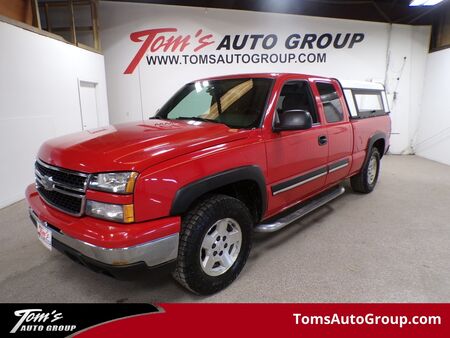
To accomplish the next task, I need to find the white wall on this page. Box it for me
[100,1,430,155]
[414,48,450,165]
[385,25,430,154]
[0,20,109,208]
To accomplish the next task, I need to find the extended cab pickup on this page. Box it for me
[26,73,391,294]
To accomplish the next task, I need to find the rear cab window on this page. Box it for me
[316,82,345,123]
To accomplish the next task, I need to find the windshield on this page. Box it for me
[156,78,273,128]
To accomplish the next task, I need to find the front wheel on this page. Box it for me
[350,147,381,193]
[172,194,253,295]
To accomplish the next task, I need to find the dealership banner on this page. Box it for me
[2,303,448,337]
[123,29,366,74]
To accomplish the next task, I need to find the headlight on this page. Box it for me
[88,172,138,194]
[86,200,134,223]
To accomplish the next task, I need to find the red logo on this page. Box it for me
[124,28,214,74]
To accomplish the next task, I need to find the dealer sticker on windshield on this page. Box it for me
[37,220,52,251]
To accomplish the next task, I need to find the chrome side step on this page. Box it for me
[254,186,345,233]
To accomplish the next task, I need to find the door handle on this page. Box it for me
[318,135,328,146]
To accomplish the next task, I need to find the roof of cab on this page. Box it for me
[194,73,386,91]
[196,72,330,82]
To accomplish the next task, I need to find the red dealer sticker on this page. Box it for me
[74,304,449,338]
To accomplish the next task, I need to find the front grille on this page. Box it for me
[35,161,86,190]
[35,160,89,216]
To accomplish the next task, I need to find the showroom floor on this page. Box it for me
[0,155,449,303]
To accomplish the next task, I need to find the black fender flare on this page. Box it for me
[170,165,267,216]
[363,132,386,167]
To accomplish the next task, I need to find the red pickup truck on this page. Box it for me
[26,73,391,294]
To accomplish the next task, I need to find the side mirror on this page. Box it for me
[274,109,313,132]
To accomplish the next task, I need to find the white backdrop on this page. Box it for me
[0,21,109,208]
[100,1,431,154]
[414,48,450,166]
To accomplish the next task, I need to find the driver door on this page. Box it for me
[265,80,329,211]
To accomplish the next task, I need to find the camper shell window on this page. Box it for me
[343,88,389,119]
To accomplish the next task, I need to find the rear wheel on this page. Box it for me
[172,194,252,295]
[350,147,381,193]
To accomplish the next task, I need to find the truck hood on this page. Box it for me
[38,120,250,173]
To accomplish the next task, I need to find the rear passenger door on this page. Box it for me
[314,80,353,186]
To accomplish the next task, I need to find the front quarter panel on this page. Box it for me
[133,131,267,222]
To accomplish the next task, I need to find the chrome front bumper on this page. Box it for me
[29,210,179,267]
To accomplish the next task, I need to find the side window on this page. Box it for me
[354,93,383,112]
[276,81,319,123]
[316,82,344,123]
[344,89,389,119]
[353,91,386,117]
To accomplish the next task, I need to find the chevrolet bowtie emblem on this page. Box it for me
[41,175,55,191]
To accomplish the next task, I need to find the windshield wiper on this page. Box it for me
[175,117,222,124]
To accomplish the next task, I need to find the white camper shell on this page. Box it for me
[339,80,390,119]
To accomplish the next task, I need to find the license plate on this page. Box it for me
[37,219,52,251]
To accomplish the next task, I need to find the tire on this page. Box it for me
[172,194,253,295]
[350,147,381,193]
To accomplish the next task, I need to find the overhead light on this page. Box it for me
[410,0,444,6]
